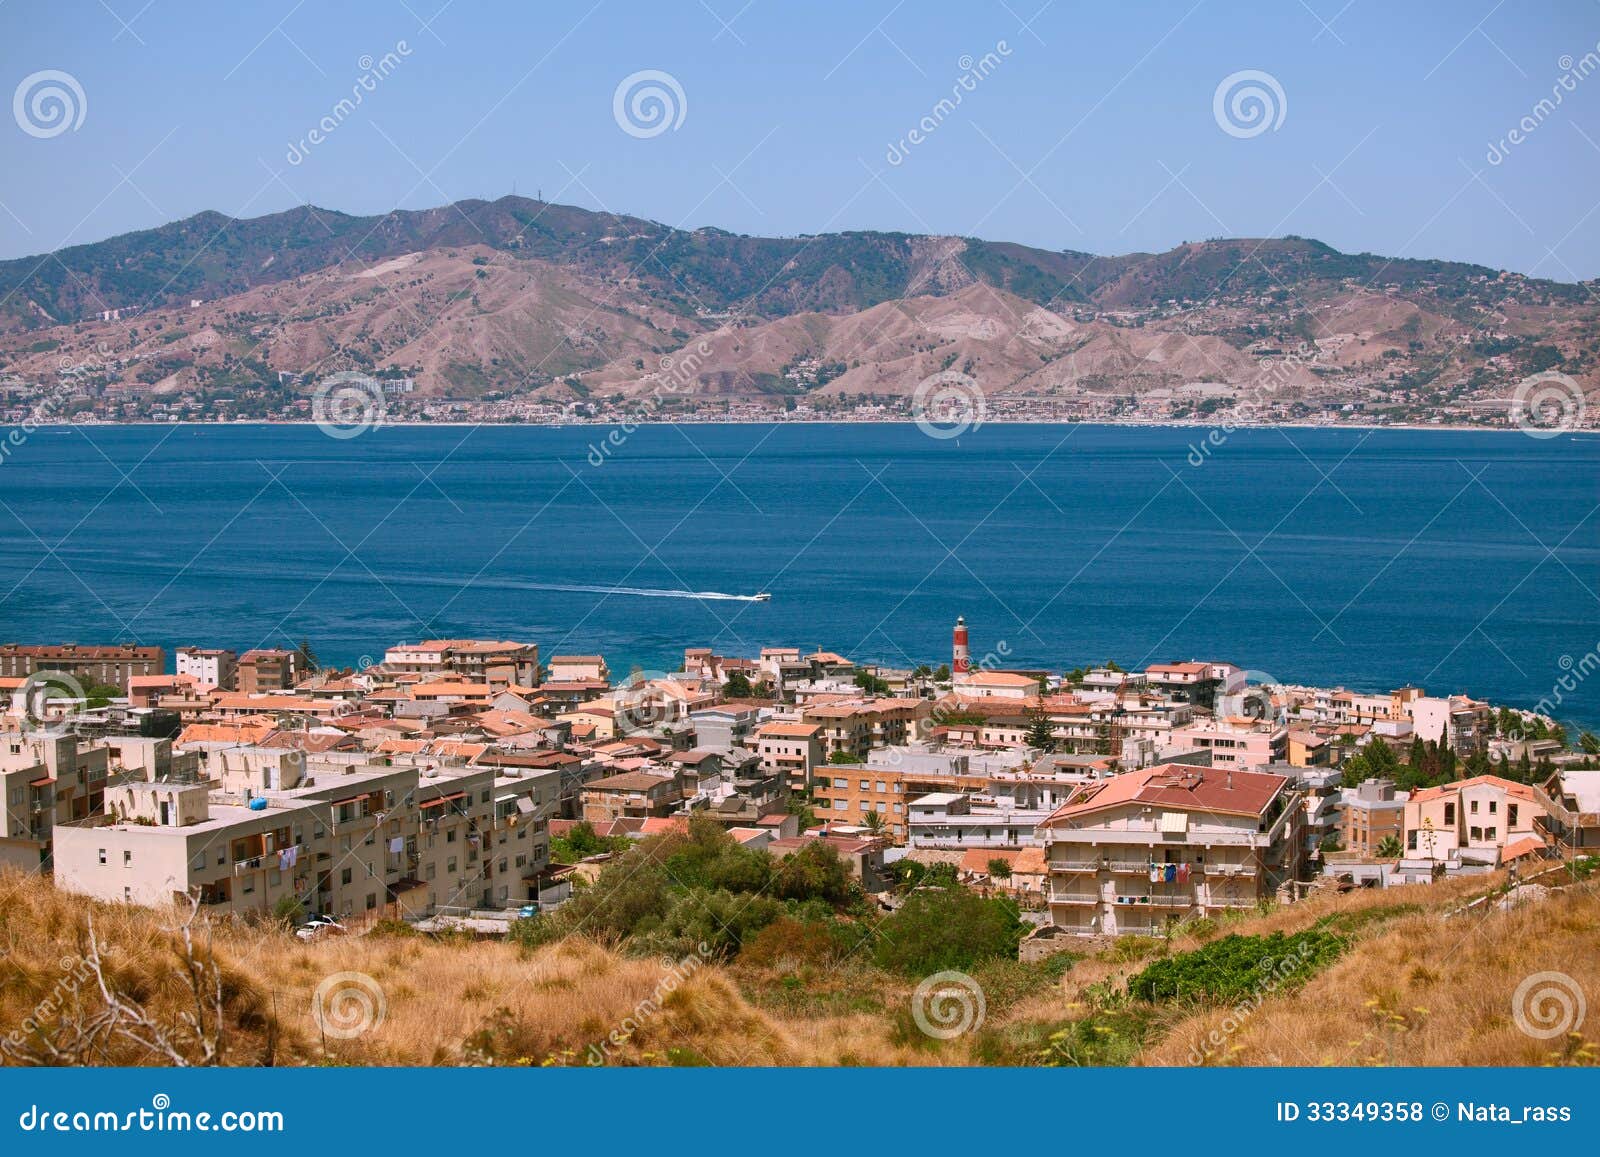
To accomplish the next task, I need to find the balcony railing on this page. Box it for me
[1205,862,1257,877]
[1050,892,1100,906]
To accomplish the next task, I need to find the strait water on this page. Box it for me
[0,422,1595,726]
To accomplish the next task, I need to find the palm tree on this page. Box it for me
[1375,834,1403,859]
[860,810,888,837]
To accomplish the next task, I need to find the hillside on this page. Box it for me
[2,865,1593,1067]
[0,197,1596,421]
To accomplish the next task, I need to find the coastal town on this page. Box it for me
[3,627,1594,950]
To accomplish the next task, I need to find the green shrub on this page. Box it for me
[872,886,1025,975]
[1127,930,1347,1004]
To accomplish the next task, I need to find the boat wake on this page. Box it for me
[0,548,768,603]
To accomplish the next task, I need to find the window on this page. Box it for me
[123,850,132,866]
[1470,800,1479,814]
[366,893,377,910]
[833,778,846,788]
[341,867,352,885]
[1470,827,1482,841]
[1509,804,1519,825]
[1407,831,1417,850]
[1488,800,1497,814]
[875,781,886,793]
[1485,827,1497,840]
[97,848,107,864]
[1444,803,1455,825]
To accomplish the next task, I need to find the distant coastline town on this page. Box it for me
[2,383,1594,435]
[3,627,1596,945]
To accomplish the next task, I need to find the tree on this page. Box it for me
[1375,835,1403,858]
[828,749,861,765]
[933,664,951,682]
[860,810,888,836]
[1580,731,1600,756]
[722,671,753,699]
[1025,706,1055,751]
[853,670,890,695]
[986,857,1013,880]
[294,639,319,676]
[872,885,1025,974]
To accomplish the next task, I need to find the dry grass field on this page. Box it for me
[1,867,1594,1067]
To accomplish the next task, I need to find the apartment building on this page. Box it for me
[905,791,1053,850]
[1144,661,1229,710]
[175,647,238,691]
[1041,764,1304,936]
[237,649,298,694]
[581,770,683,824]
[752,720,823,792]
[1402,775,1546,866]
[52,749,555,918]
[813,749,1079,842]
[0,734,111,870]
[951,671,1039,699]
[1339,777,1408,856]
[801,697,930,760]
[0,643,165,686]
[1404,695,1492,756]
[1533,770,1600,857]
[382,639,539,688]
[545,655,610,684]
[1168,718,1286,768]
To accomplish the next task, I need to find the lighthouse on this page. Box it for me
[952,616,970,674]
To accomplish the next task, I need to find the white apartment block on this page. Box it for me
[1042,764,1304,936]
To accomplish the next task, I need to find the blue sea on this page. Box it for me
[0,422,1595,726]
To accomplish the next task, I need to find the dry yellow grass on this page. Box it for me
[2,868,1593,1067]
[1142,884,1600,1066]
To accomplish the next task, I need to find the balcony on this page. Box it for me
[1205,862,1257,878]
[1115,893,1191,908]
[1050,859,1101,873]
[1050,892,1100,906]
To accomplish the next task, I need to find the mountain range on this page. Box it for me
[0,195,1594,416]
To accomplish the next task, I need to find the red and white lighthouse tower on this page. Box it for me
[952,616,970,674]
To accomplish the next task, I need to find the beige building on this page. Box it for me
[0,643,164,686]
[1041,764,1304,936]
[1402,775,1545,866]
[52,750,555,919]
[752,721,823,792]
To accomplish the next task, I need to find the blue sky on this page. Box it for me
[2,0,1599,277]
